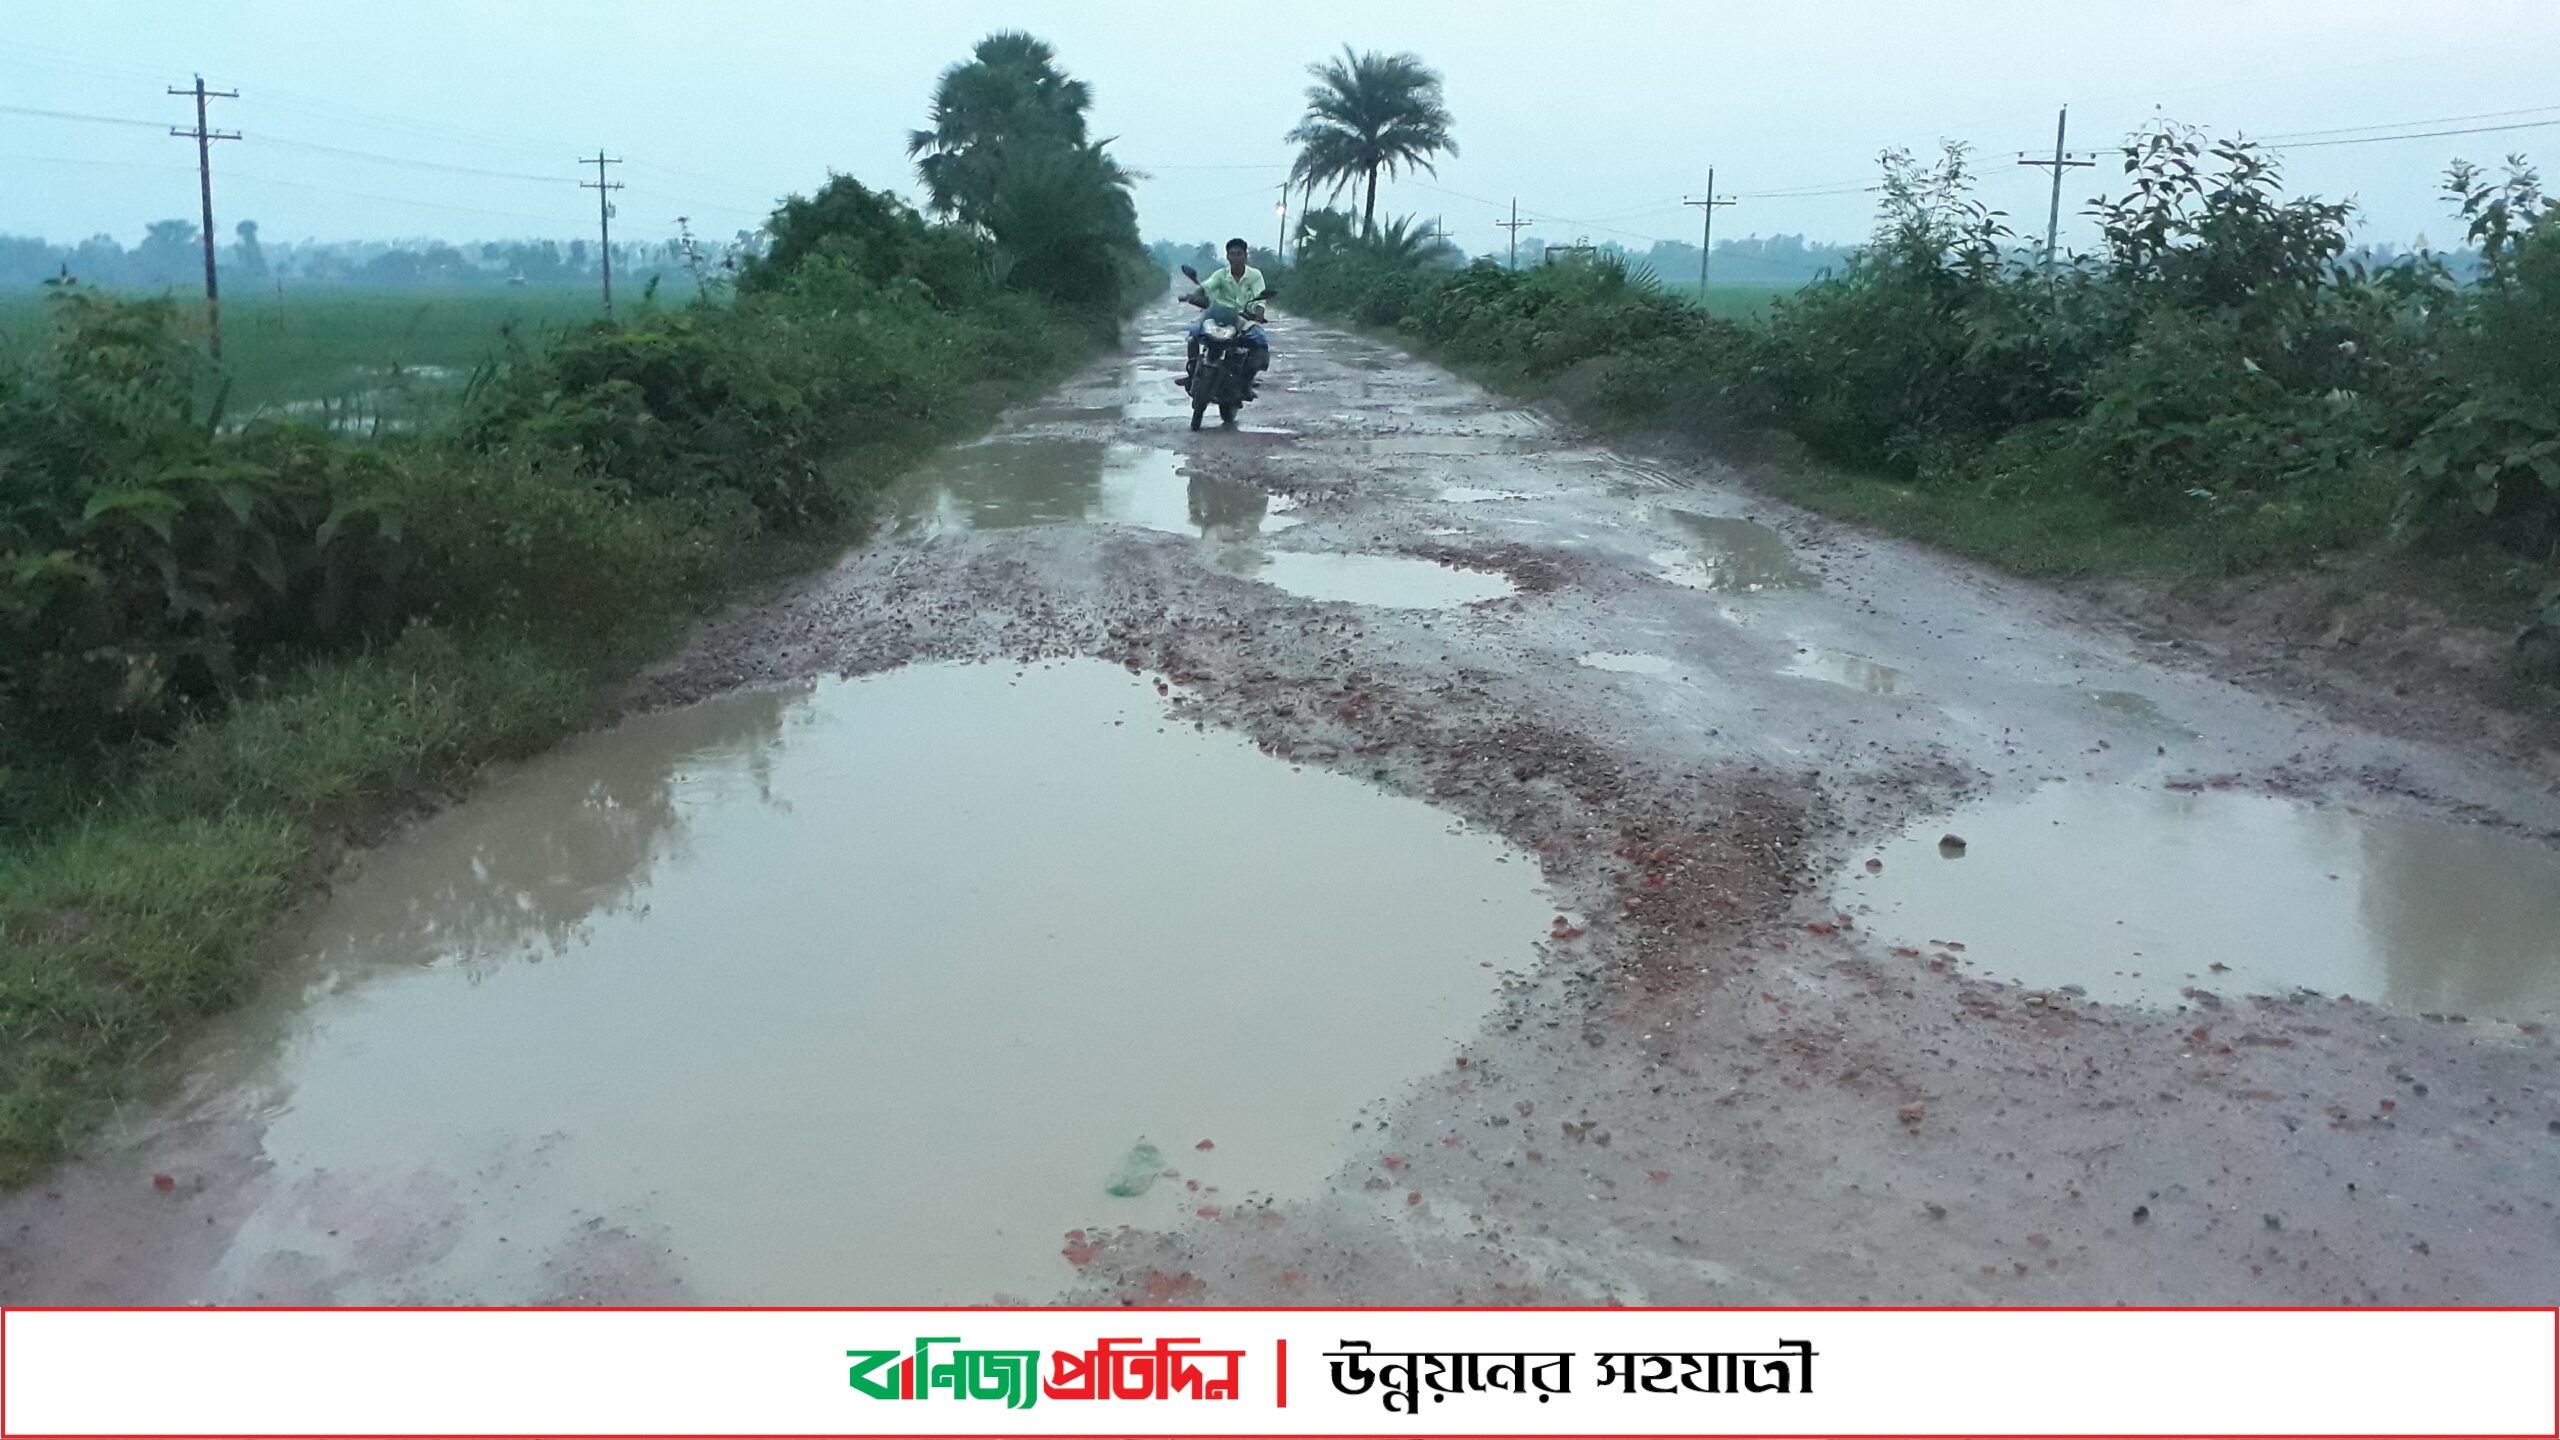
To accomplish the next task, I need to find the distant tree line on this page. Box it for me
[0,221,772,292]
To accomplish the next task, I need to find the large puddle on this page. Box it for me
[884,438,1296,540]
[1838,783,2560,1019]
[1236,551,1518,609]
[185,661,1549,1302]
[1652,511,1815,593]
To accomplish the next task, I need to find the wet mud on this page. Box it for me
[10,301,2560,1309]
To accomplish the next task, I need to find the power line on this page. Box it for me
[1735,178,1879,199]
[0,102,167,130]
[252,136,574,185]
[2270,117,2560,149]
[0,152,199,175]
[221,168,573,226]
[2257,104,2560,143]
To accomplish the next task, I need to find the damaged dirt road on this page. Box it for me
[9,304,2560,1308]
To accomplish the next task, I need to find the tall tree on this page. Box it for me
[902,32,1141,305]
[908,31,1094,227]
[1285,48,1457,236]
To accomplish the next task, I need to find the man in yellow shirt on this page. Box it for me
[1181,237,1270,391]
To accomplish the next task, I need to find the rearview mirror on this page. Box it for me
[1257,288,1277,301]
[1179,265,1199,281]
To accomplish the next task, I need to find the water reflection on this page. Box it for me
[1840,783,2560,1019]
[1786,648,1911,695]
[883,439,1296,540]
[305,686,801,980]
[183,662,1551,1305]
[1652,511,1815,593]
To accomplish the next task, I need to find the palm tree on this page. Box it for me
[908,31,1094,226]
[1285,47,1458,237]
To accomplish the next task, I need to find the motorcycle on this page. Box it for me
[1177,264,1275,431]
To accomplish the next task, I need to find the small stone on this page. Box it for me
[2132,1204,2150,1224]
[1938,834,1967,857]
[2263,1214,2281,1231]
[151,1174,175,1193]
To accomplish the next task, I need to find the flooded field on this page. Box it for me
[158,661,1549,1303]
[1839,783,2560,1019]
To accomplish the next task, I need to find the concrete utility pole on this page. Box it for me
[580,152,624,316]
[169,76,240,359]
[2017,106,2095,269]
[1276,184,1290,262]
[1681,168,1736,295]
[1496,198,1531,270]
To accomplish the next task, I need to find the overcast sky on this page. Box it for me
[7,0,2558,262]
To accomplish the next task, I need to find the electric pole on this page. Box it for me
[1275,183,1290,262]
[2017,106,2094,269]
[1681,168,1736,295]
[1496,198,1531,270]
[580,152,624,316]
[169,76,239,359]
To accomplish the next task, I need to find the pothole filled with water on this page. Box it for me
[1838,782,2560,1019]
[1786,647,1911,695]
[1652,512,1815,593]
[1576,652,1678,675]
[1232,551,1518,609]
[884,438,1296,539]
[1324,435,1555,457]
[2086,688,2196,737]
[174,661,1550,1305]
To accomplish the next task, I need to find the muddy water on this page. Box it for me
[885,438,1296,539]
[1653,511,1815,593]
[179,661,1549,1303]
[1838,783,2560,1019]
[1235,552,1517,609]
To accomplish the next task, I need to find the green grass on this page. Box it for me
[0,285,609,428]
[0,628,586,1165]
[1659,280,1799,320]
[0,299,1108,1182]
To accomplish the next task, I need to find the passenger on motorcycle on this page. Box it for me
[1180,238,1270,391]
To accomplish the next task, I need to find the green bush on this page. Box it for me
[1286,123,2559,585]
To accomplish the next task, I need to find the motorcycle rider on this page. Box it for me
[1179,238,1270,393]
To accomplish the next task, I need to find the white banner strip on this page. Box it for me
[4,1306,2552,1438]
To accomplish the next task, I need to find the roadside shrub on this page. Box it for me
[1290,121,2559,591]
[743,176,995,311]
[2410,161,2560,554]
[0,295,410,748]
